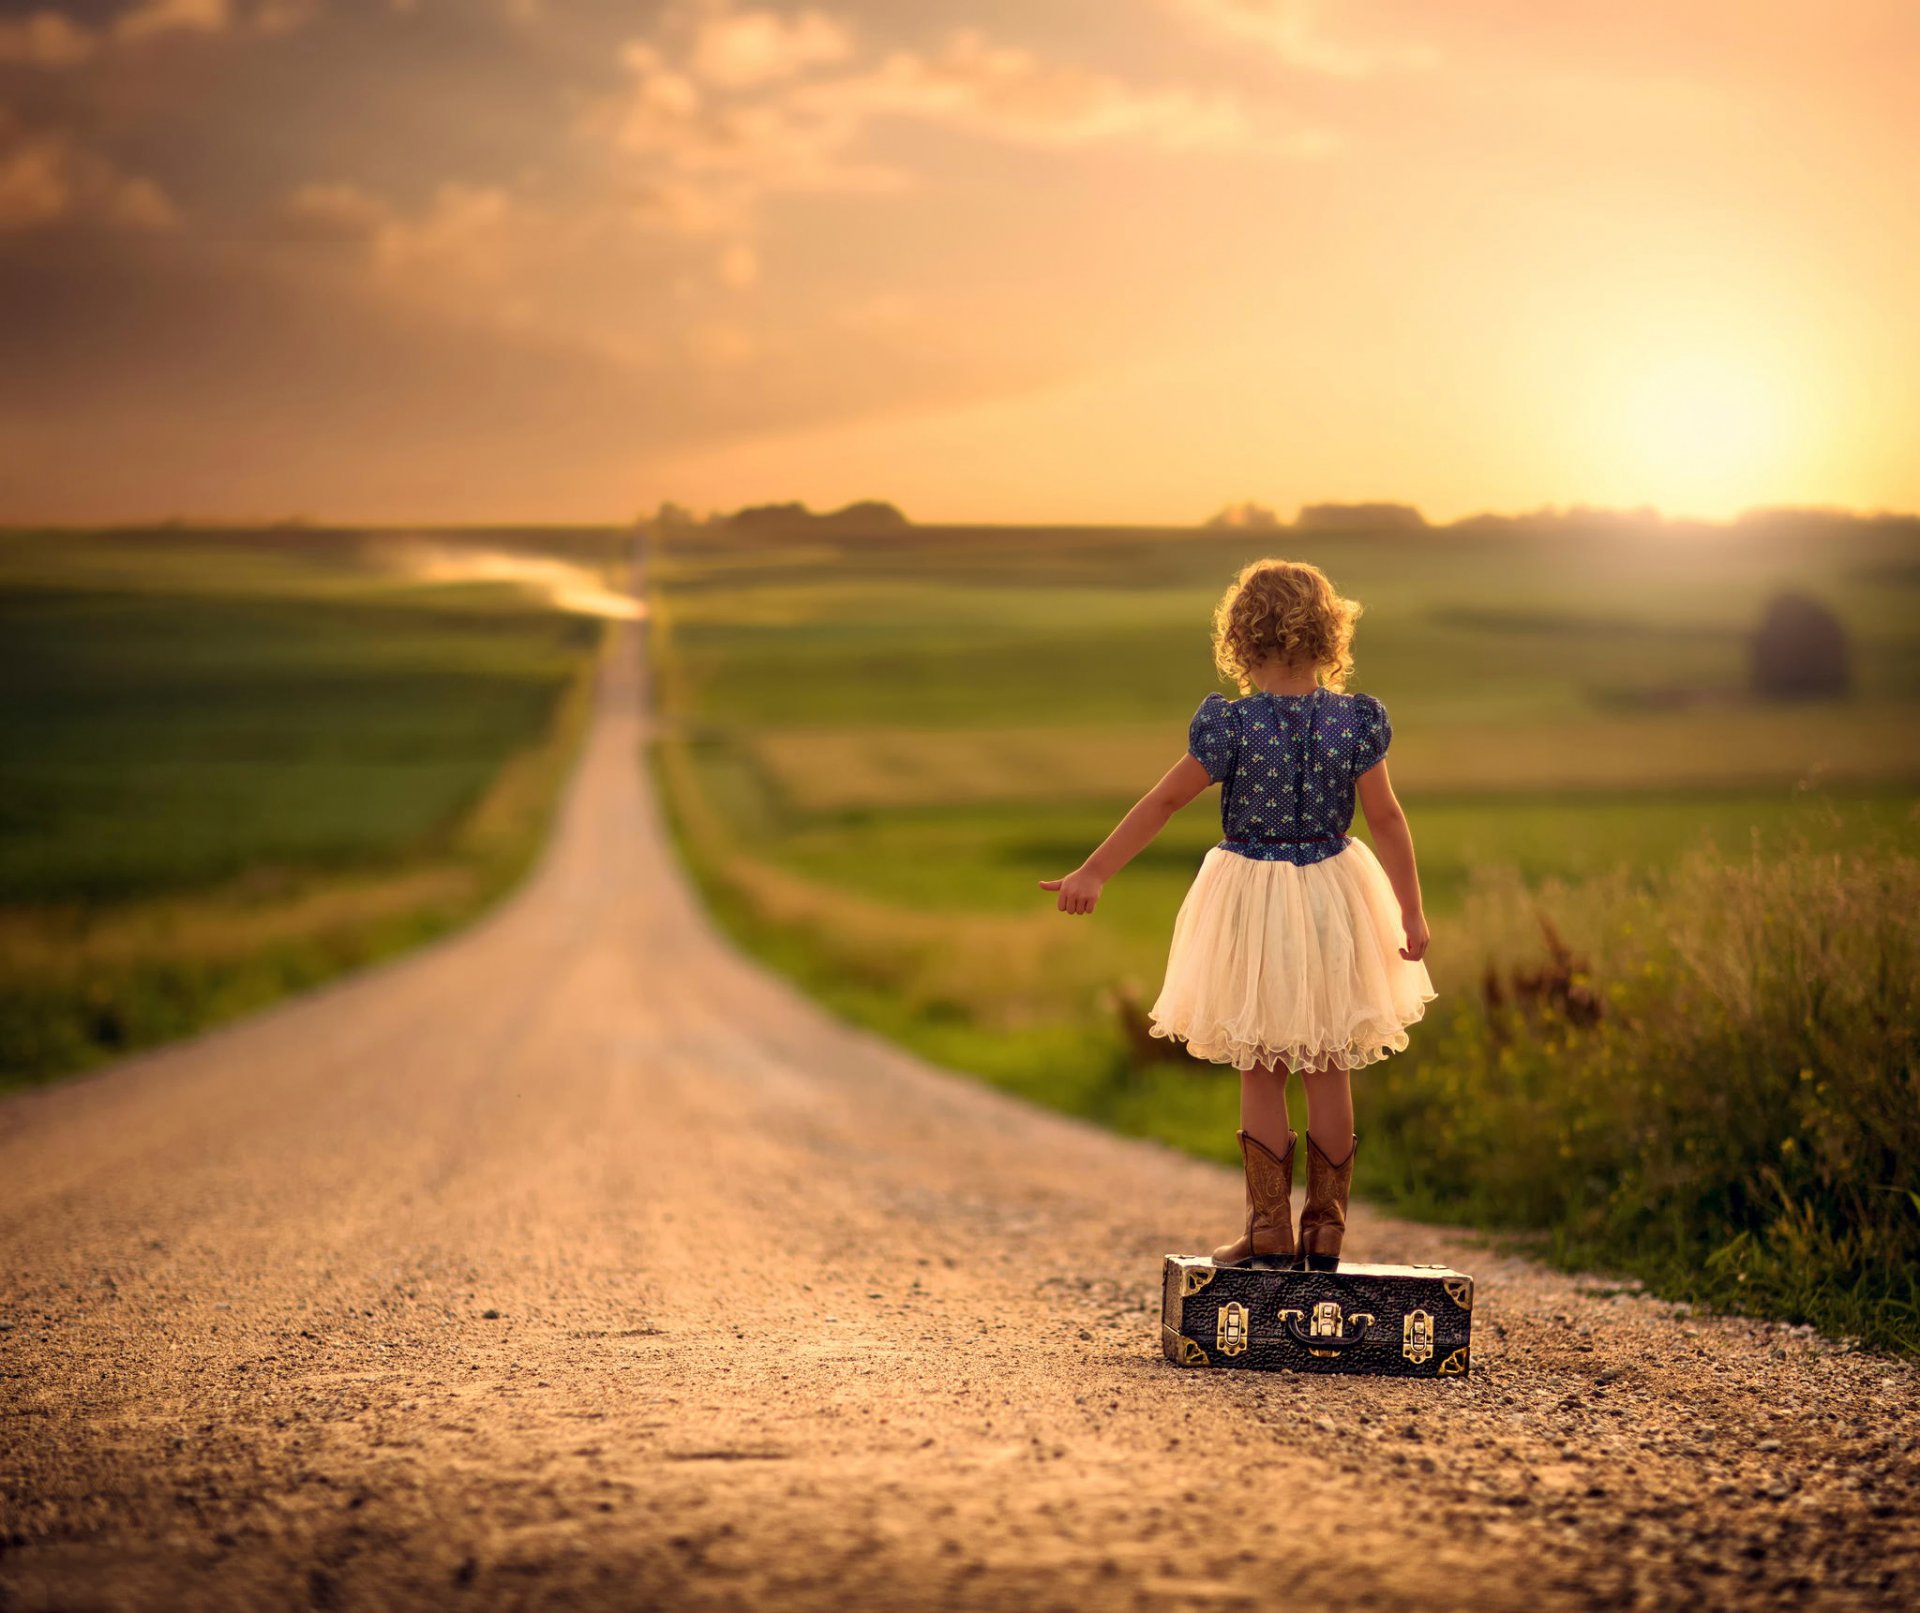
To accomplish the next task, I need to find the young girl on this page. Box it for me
[1040,559,1434,1271]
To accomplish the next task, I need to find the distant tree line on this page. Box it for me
[645,499,910,536]
[641,495,1915,556]
[1202,500,1919,546]
[1206,501,1429,532]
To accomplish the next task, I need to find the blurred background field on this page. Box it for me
[0,527,618,1084]
[644,511,1920,1351]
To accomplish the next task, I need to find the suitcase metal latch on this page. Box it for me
[1279,1302,1376,1358]
[1216,1302,1249,1356]
[1403,1308,1434,1364]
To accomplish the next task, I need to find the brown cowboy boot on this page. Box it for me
[1298,1131,1358,1271]
[1210,1129,1297,1268]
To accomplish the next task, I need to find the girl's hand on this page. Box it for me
[1039,867,1105,916]
[1400,912,1431,963]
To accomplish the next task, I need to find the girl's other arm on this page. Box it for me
[1356,759,1431,962]
[1039,754,1214,916]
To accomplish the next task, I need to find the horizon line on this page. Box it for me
[5,501,1919,534]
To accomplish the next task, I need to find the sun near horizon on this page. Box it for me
[1,0,1915,528]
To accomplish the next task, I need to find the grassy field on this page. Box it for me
[644,515,1920,1351]
[0,525,621,1085]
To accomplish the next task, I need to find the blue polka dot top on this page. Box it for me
[1187,688,1392,865]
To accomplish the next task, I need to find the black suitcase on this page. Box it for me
[1161,1256,1474,1377]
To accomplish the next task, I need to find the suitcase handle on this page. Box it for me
[1281,1312,1376,1352]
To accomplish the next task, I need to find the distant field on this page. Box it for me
[754,706,1920,813]
[645,515,1920,1350]
[0,526,621,1084]
[649,519,1920,1003]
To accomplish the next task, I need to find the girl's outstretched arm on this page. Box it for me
[1039,754,1214,916]
[1355,759,1430,962]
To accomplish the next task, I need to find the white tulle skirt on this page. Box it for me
[1147,839,1436,1074]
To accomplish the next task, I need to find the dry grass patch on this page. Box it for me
[753,704,1920,813]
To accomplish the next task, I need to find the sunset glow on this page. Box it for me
[1614,353,1797,514]
[0,0,1914,524]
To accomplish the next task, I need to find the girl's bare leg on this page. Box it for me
[1299,1060,1354,1152]
[1210,1058,1299,1267]
[1297,1058,1358,1266]
[1239,1058,1292,1151]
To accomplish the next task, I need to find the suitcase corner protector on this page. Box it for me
[1160,1324,1209,1367]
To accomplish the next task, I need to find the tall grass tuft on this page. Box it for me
[1359,834,1920,1353]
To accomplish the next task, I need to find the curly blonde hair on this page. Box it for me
[1210,559,1362,693]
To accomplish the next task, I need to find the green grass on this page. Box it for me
[645,515,1920,1353]
[0,525,620,1085]
[1359,841,1920,1353]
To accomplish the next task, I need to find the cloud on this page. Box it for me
[278,169,786,377]
[285,179,530,297]
[794,28,1259,153]
[280,175,684,368]
[2,0,320,60]
[367,181,519,284]
[115,0,235,44]
[270,3,1336,395]
[583,4,1318,254]
[284,179,393,239]
[688,6,855,88]
[253,0,321,37]
[1170,0,1437,78]
[621,174,753,238]
[0,1,312,235]
[0,11,99,67]
[598,38,904,197]
[0,119,179,231]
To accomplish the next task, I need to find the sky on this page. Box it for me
[0,0,1914,526]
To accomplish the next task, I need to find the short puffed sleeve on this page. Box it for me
[1351,692,1392,774]
[1187,692,1237,783]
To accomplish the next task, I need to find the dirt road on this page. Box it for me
[4,606,1916,1613]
